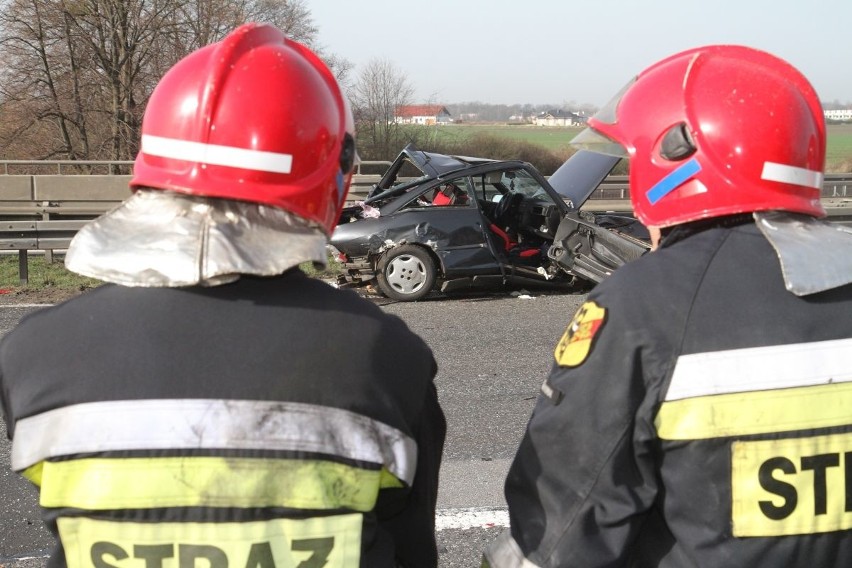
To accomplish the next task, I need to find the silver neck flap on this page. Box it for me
[65,189,329,287]
[755,211,852,296]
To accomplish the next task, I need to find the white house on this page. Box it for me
[533,110,586,127]
[824,109,852,121]
[394,105,453,125]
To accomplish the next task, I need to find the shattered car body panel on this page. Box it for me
[330,143,650,301]
[333,200,503,277]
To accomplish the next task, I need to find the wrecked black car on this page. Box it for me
[329,143,650,301]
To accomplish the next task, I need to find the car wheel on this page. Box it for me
[376,245,437,301]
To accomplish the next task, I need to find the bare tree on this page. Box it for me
[0,0,88,160]
[246,0,315,43]
[69,1,181,163]
[0,0,325,162]
[244,0,355,85]
[242,2,353,90]
[165,0,317,51]
[349,58,415,160]
[0,0,182,163]
[321,51,355,91]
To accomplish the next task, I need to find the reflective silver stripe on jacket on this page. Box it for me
[11,399,417,484]
[666,336,852,401]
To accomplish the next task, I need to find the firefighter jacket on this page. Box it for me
[0,270,446,568]
[484,219,852,567]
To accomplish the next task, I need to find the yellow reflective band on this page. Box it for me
[379,467,405,489]
[655,382,852,440]
[58,515,361,568]
[22,462,43,486]
[38,457,403,512]
[732,432,852,536]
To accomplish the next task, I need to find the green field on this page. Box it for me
[432,123,583,154]
[825,123,852,170]
[427,123,852,172]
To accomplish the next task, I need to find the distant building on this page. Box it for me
[824,109,852,121]
[533,110,586,127]
[394,105,453,125]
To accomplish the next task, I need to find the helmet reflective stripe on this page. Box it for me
[761,162,823,190]
[11,399,417,485]
[646,158,702,205]
[141,134,293,174]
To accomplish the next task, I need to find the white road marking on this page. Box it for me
[436,507,509,530]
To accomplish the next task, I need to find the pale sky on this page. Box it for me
[308,0,850,108]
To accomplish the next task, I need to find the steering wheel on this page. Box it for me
[494,192,522,226]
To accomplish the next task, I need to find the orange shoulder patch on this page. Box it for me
[554,300,607,367]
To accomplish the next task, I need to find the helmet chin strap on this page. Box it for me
[755,211,852,296]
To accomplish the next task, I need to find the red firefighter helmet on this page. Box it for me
[572,45,826,228]
[131,23,356,234]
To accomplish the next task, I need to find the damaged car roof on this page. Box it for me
[331,143,649,301]
[368,143,498,204]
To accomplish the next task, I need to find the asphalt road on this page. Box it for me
[0,287,588,568]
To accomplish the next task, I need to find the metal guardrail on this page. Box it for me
[0,160,134,175]
[0,160,391,176]
[1,165,851,285]
[2,160,848,197]
[0,220,84,284]
[3,197,851,285]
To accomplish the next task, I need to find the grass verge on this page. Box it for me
[0,254,100,294]
[0,253,344,298]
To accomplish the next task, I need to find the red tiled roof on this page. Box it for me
[395,105,448,117]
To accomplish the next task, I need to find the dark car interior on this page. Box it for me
[471,170,562,264]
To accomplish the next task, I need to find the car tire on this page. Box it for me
[376,245,437,301]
